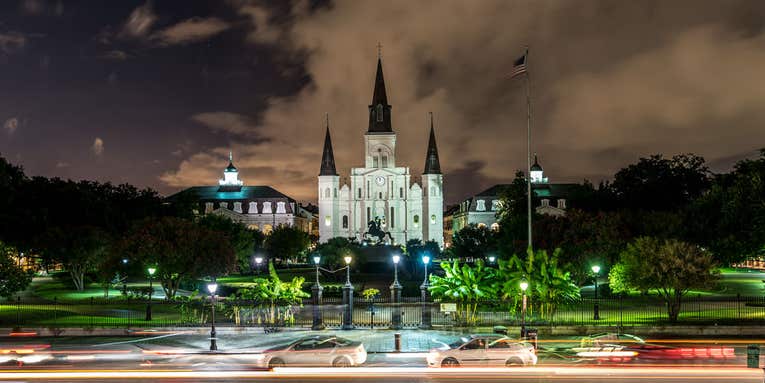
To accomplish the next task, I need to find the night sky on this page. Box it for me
[1,0,764,204]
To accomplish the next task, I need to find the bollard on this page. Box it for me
[747,344,759,368]
[394,333,401,352]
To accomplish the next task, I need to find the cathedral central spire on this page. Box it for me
[368,53,393,134]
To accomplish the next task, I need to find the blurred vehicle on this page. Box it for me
[0,344,52,365]
[574,333,735,362]
[427,335,537,367]
[256,335,366,368]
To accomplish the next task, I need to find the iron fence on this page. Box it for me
[3,295,765,329]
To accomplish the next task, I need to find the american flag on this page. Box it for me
[510,52,527,78]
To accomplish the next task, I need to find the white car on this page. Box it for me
[427,335,537,367]
[257,335,367,368]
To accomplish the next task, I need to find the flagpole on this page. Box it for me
[525,47,532,252]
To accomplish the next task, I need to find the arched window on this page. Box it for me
[413,215,420,228]
[399,187,404,198]
[430,214,437,224]
[333,188,337,198]
[358,188,362,199]
[342,215,348,229]
[376,104,383,122]
[324,188,331,198]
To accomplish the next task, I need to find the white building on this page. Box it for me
[318,56,444,246]
[169,152,306,234]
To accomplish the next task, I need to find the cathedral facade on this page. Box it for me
[318,56,444,246]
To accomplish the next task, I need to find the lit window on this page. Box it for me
[276,202,286,214]
[234,202,242,213]
[263,201,272,214]
[248,202,257,214]
[376,104,383,122]
[325,216,331,227]
[342,215,348,229]
[430,215,436,224]
[476,200,486,211]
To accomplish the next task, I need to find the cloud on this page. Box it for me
[119,1,157,39]
[164,0,765,203]
[0,32,27,53]
[101,50,129,60]
[152,17,230,46]
[55,161,70,168]
[21,0,43,14]
[4,117,18,135]
[92,138,104,156]
[191,112,259,137]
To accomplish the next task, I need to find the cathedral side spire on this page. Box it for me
[368,52,393,133]
[423,112,441,175]
[319,115,338,176]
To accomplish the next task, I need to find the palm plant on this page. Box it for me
[428,260,496,326]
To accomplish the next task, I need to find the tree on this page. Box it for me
[120,217,236,299]
[42,226,109,291]
[494,248,579,318]
[685,149,765,264]
[265,225,311,264]
[448,224,498,261]
[0,241,33,298]
[238,261,309,324]
[314,237,359,270]
[428,260,496,325]
[611,153,711,211]
[198,214,260,273]
[614,237,719,322]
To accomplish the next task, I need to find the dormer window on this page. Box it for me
[491,200,500,211]
[248,202,257,214]
[220,202,228,209]
[557,199,567,209]
[376,104,383,122]
[234,202,242,213]
[263,201,272,214]
[541,199,550,207]
[476,199,486,211]
[205,202,213,214]
[276,201,286,214]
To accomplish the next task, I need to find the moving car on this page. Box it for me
[257,335,366,368]
[427,335,537,367]
[574,333,735,362]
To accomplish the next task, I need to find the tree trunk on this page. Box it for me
[666,292,683,322]
[69,265,84,291]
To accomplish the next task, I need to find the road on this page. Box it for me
[0,366,762,382]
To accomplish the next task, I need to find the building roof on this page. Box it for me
[371,57,388,106]
[224,151,238,172]
[319,122,338,176]
[423,113,441,174]
[530,154,543,172]
[168,185,295,202]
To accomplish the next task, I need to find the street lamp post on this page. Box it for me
[254,257,263,274]
[592,265,601,320]
[145,267,156,321]
[419,255,432,329]
[342,255,354,330]
[207,282,218,351]
[520,279,529,338]
[311,255,324,330]
[390,254,402,330]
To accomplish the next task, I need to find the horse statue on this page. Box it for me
[363,217,393,245]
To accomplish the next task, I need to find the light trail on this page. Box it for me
[0,367,760,381]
